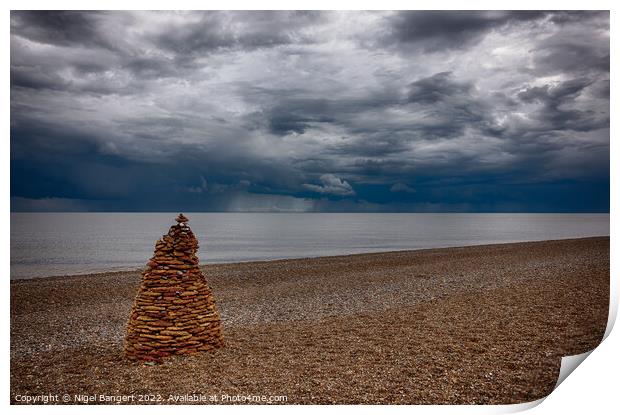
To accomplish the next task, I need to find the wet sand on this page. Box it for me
[10,237,609,404]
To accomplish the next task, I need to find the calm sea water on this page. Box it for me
[10,213,609,279]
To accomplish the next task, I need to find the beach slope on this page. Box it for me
[10,237,609,404]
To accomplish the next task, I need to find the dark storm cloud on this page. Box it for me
[517,77,609,133]
[10,65,69,91]
[407,71,472,104]
[384,10,545,52]
[384,10,608,53]
[269,113,335,136]
[404,72,506,139]
[10,10,610,212]
[10,11,107,48]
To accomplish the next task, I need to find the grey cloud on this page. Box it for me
[155,12,237,54]
[268,112,335,136]
[383,10,609,54]
[326,133,412,158]
[10,11,107,48]
[384,11,547,52]
[243,87,403,140]
[547,10,609,25]
[155,11,324,55]
[518,77,592,103]
[303,174,355,196]
[404,72,504,139]
[527,12,609,77]
[589,79,610,100]
[517,77,608,132]
[407,71,471,104]
[11,65,70,91]
[532,40,609,75]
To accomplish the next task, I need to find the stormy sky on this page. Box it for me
[10,11,610,212]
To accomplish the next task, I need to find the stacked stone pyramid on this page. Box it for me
[124,214,224,362]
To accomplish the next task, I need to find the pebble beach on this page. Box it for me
[10,237,609,404]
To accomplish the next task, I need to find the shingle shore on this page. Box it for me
[10,237,609,404]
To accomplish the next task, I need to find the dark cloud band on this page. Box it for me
[10,10,609,212]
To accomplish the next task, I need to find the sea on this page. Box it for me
[10,213,609,279]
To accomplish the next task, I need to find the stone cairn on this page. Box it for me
[124,214,224,362]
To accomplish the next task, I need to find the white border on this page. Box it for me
[1,0,618,10]
[3,1,616,414]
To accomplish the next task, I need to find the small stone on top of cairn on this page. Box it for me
[124,214,224,362]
